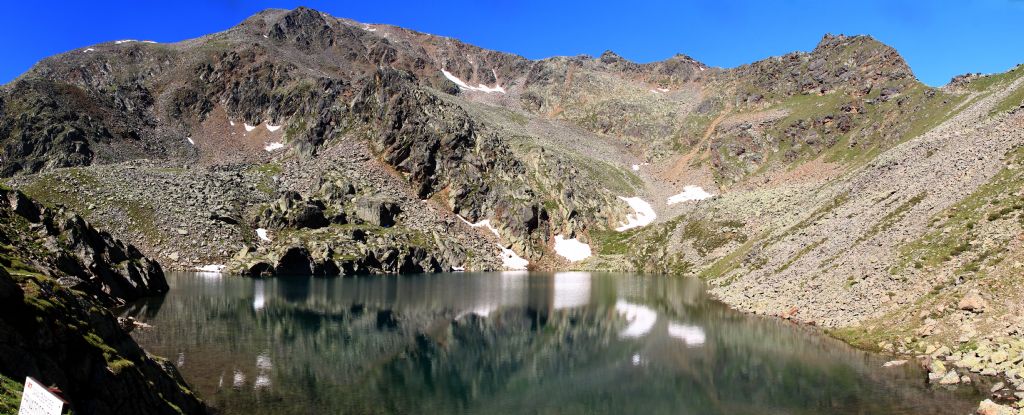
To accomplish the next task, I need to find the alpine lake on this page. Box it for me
[122,272,981,415]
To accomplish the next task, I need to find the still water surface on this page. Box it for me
[124,272,978,414]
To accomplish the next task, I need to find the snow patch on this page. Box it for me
[454,215,528,270]
[114,40,136,45]
[256,228,271,242]
[452,265,466,272]
[244,123,256,132]
[457,215,501,237]
[666,186,713,204]
[196,264,225,273]
[553,235,591,262]
[362,25,377,32]
[616,300,657,338]
[142,40,157,44]
[616,197,657,231]
[266,124,282,132]
[441,69,506,94]
[499,246,529,270]
[229,120,236,126]
[264,142,284,152]
[667,323,706,346]
[83,48,95,53]
[631,164,640,171]
[186,137,195,145]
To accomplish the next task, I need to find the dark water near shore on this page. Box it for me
[124,272,979,415]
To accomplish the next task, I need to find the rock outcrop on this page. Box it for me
[1,188,167,305]
[0,188,206,414]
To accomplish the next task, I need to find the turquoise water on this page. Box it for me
[124,272,979,414]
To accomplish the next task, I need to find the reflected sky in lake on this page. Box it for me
[123,272,980,415]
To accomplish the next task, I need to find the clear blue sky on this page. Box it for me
[3,0,1023,86]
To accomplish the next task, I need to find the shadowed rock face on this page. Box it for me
[0,190,205,414]
[1,188,166,305]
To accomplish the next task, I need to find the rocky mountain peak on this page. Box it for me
[811,33,916,83]
[599,50,626,64]
[266,7,336,51]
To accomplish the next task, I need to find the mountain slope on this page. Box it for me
[2,8,1024,385]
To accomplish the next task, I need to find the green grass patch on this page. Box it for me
[681,219,747,256]
[248,163,283,196]
[576,158,642,195]
[700,234,761,281]
[991,66,1024,115]
[590,228,637,256]
[17,168,100,213]
[892,146,1024,274]
[775,91,852,126]
[828,324,902,353]
[856,192,927,245]
[770,192,849,245]
[0,373,21,414]
[776,238,825,274]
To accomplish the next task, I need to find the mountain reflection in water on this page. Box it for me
[123,272,979,415]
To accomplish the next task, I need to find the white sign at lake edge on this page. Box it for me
[18,377,66,415]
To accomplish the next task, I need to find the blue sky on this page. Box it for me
[2,1,1023,86]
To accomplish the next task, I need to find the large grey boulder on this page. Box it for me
[354,197,401,227]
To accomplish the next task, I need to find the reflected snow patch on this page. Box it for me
[253,280,266,311]
[553,272,591,310]
[667,322,706,346]
[233,370,246,388]
[616,300,657,338]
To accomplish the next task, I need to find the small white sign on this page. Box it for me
[18,377,66,415]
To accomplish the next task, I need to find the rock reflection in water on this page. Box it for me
[122,272,979,415]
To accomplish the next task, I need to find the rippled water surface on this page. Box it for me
[124,272,979,415]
